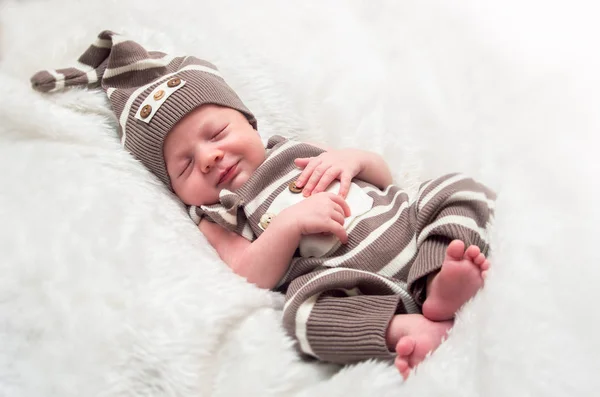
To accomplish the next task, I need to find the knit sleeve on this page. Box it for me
[191,191,255,242]
[266,134,289,150]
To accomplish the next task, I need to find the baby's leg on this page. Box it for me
[421,240,490,321]
[407,174,495,321]
[386,314,453,379]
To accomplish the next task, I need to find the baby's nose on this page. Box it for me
[201,152,223,173]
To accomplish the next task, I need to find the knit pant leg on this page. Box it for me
[281,268,416,364]
[407,173,496,304]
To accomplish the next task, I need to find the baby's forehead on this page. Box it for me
[163,127,196,159]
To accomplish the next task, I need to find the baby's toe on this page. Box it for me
[396,337,416,357]
[464,245,481,261]
[481,259,491,271]
[446,240,465,261]
[474,252,486,266]
[395,357,411,379]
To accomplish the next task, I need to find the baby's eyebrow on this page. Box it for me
[199,117,222,135]
[199,124,213,137]
[168,146,189,164]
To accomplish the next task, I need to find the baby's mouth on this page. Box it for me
[218,163,238,186]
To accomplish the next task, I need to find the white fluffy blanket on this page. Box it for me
[1,0,599,396]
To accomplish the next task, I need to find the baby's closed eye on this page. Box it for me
[179,158,193,177]
[211,125,228,141]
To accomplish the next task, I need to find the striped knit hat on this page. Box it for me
[30,30,257,187]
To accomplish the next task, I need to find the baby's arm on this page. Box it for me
[199,192,350,290]
[352,149,393,190]
[199,218,300,289]
[199,219,251,267]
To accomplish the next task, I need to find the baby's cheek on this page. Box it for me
[172,182,190,203]
[231,172,249,190]
[173,177,196,203]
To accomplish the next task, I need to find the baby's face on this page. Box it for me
[163,104,266,206]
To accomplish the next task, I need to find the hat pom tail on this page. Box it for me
[30,70,61,93]
[30,30,117,93]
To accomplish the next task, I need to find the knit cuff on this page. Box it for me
[408,237,450,305]
[305,294,401,364]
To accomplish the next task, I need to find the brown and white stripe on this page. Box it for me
[31,30,256,188]
[199,135,496,365]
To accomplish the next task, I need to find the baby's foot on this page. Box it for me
[386,314,453,379]
[422,240,490,321]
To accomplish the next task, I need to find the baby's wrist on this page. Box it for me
[270,210,302,239]
[351,149,369,174]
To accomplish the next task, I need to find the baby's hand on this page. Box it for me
[294,149,363,198]
[277,192,351,243]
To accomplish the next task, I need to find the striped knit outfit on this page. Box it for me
[194,135,496,364]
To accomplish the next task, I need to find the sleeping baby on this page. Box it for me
[31,30,495,379]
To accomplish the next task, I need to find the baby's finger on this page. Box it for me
[331,201,346,219]
[294,157,311,168]
[303,165,328,196]
[295,158,321,188]
[328,220,348,244]
[338,173,352,199]
[312,168,339,194]
[329,193,351,217]
[331,209,345,226]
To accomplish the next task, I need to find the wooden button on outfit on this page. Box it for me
[153,89,165,100]
[288,181,303,194]
[167,77,181,88]
[140,104,152,119]
[260,213,275,230]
